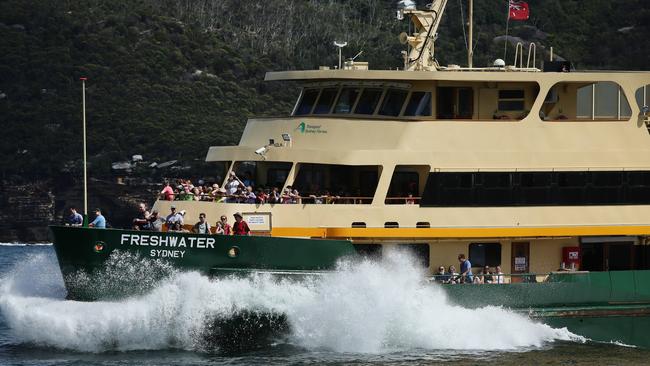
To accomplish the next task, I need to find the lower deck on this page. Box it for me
[348,236,649,279]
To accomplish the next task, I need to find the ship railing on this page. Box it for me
[168,193,425,205]
[428,271,583,284]
[169,193,417,204]
[385,196,421,204]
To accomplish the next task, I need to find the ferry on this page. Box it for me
[51,0,650,347]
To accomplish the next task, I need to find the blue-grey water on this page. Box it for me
[0,244,649,365]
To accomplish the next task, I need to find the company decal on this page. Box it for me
[119,233,216,259]
[295,121,327,134]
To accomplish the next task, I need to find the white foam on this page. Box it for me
[0,243,52,246]
[0,251,582,353]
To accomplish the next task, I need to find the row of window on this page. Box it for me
[421,171,650,206]
[292,83,649,120]
[295,87,432,117]
[353,243,500,268]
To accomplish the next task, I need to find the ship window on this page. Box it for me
[469,243,501,267]
[313,88,339,114]
[333,87,360,114]
[386,171,419,204]
[550,82,631,121]
[437,87,473,119]
[232,161,293,189]
[354,88,383,115]
[293,164,379,204]
[396,244,430,268]
[384,222,399,228]
[498,90,525,111]
[379,89,408,116]
[295,89,319,115]
[404,91,432,116]
[266,165,292,188]
[422,171,650,206]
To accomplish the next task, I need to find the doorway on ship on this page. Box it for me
[511,242,530,283]
[436,87,474,119]
[580,237,636,271]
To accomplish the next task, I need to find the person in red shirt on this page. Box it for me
[160,181,175,201]
[232,212,250,236]
[218,215,232,235]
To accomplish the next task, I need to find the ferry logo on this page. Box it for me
[295,121,327,134]
[296,122,306,133]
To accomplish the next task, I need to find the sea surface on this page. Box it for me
[0,244,649,365]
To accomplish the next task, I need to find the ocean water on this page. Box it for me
[0,244,649,365]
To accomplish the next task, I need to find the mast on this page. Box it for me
[398,0,448,71]
[80,77,88,220]
[467,0,473,68]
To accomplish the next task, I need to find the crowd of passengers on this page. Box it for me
[132,202,252,235]
[158,172,410,204]
[431,254,506,284]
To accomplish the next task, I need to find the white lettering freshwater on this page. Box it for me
[120,233,214,258]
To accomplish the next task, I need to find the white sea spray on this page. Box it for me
[0,251,582,353]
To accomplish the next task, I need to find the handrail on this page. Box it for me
[526,42,536,69]
[513,42,524,68]
[428,271,586,284]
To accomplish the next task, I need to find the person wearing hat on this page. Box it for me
[165,205,184,231]
[232,212,250,236]
[88,208,106,228]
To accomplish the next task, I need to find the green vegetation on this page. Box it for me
[1,0,647,182]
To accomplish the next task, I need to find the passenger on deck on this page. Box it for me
[148,211,164,232]
[435,266,449,283]
[446,265,459,284]
[405,194,416,204]
[494,266,505,284]
[160,181,175,201]
[256,188,268,204]
[281,187,292,203]
[232,212,250,236]
[458,254,473,284]
[169,221,188,232]
[225,172,245,202]
[268,187,281,203]
[482,266,494,284]
[474,266,491,284]
[66,207,83,226]
[243,186,256,204]
[209,184,221,199]
[290,186,301,204]
[165,205,184,228]
[192,213,211,234]
[132,203,151,231]
[214,220,225,235]
[218,215,232,235]
[88,208,106,228]
[214,188,228,203]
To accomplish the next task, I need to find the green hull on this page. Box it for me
[442,272,650,347]
[49,225,357,299]
[50,226,650,347]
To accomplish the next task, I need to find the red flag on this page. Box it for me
[509,0,529,21]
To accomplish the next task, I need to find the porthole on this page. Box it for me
[94,241,105,253]
[227,246,240,258]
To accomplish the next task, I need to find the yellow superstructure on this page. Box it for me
[153,1,650,276]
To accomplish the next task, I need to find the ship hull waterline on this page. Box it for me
[50,225,650,348]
